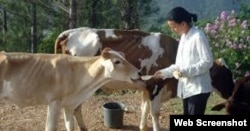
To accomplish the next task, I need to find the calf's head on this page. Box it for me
[100,47,141,83]
[212,75,250,115]
[226,75,250,115]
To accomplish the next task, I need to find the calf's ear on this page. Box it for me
[118,51,125,58]
[101,59,114,78]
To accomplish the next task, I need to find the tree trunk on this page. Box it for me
[119,0,139,30]
[2,7,7,33]
[69,0,77,29]
[89,0,98,27]
[1,6,7,44]
[31,2,37,53]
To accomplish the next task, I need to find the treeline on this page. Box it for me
[0,0,249,53]
[0,0,154,53]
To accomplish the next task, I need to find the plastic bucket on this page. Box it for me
[103,102,125,128]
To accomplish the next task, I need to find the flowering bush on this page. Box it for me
[204,10,250,79]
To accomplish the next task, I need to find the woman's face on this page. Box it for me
[167,20,186,35]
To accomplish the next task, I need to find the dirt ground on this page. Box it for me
[0,91,176,131]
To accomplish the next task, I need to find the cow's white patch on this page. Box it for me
[67,28,101,56]
[104,29,117,38]
[153,85,158,95]
[58,27,90,39]
[140,33,164,74]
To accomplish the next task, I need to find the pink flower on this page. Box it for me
[247,36,250,41]
[245,71,250,77]
[228,18,236,27]
[241,20,247,29]
[205,23,213,32]
[220,11,228,21]
[238,43,244,49]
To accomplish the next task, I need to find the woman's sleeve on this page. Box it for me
[158,64,179,79]
[180,33,214,77]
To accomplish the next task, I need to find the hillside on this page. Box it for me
[143,0,250,29]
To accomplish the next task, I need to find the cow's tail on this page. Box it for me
[54,33,69,54]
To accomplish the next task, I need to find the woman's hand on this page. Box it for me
[173,70,182,79]
[153,71,164,79]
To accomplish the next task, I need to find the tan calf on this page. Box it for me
[0,47,140,131]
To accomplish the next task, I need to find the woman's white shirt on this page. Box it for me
[160,26,214,99]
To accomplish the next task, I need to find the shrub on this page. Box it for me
[204,10,250,79]
[38,30,61,53]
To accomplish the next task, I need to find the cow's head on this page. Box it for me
[100,47,141,83]
[210,58,235,99]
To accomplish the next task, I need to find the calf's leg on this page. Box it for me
[64,107,75,131]
[139,92,150,131]
[46,101,60,131]
[74,104,88,131]
[150,93,161,131]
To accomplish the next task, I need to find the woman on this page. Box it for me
[154,7,214,115]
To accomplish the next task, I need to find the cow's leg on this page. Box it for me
[139,92,150,131]
[63,107,75,131]
[74,104,87,131]
[149,93,161,131]
[46,101,60,131]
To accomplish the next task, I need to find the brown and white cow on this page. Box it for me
[0,47,140,131]
[54,27,235,131]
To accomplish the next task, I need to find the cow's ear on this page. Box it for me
[101,47,112,59]
[101,59,114,78]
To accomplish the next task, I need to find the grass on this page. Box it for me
[163,91,227,115]
[206,92,226,115]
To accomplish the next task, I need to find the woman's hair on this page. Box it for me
[166,7,197,24]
